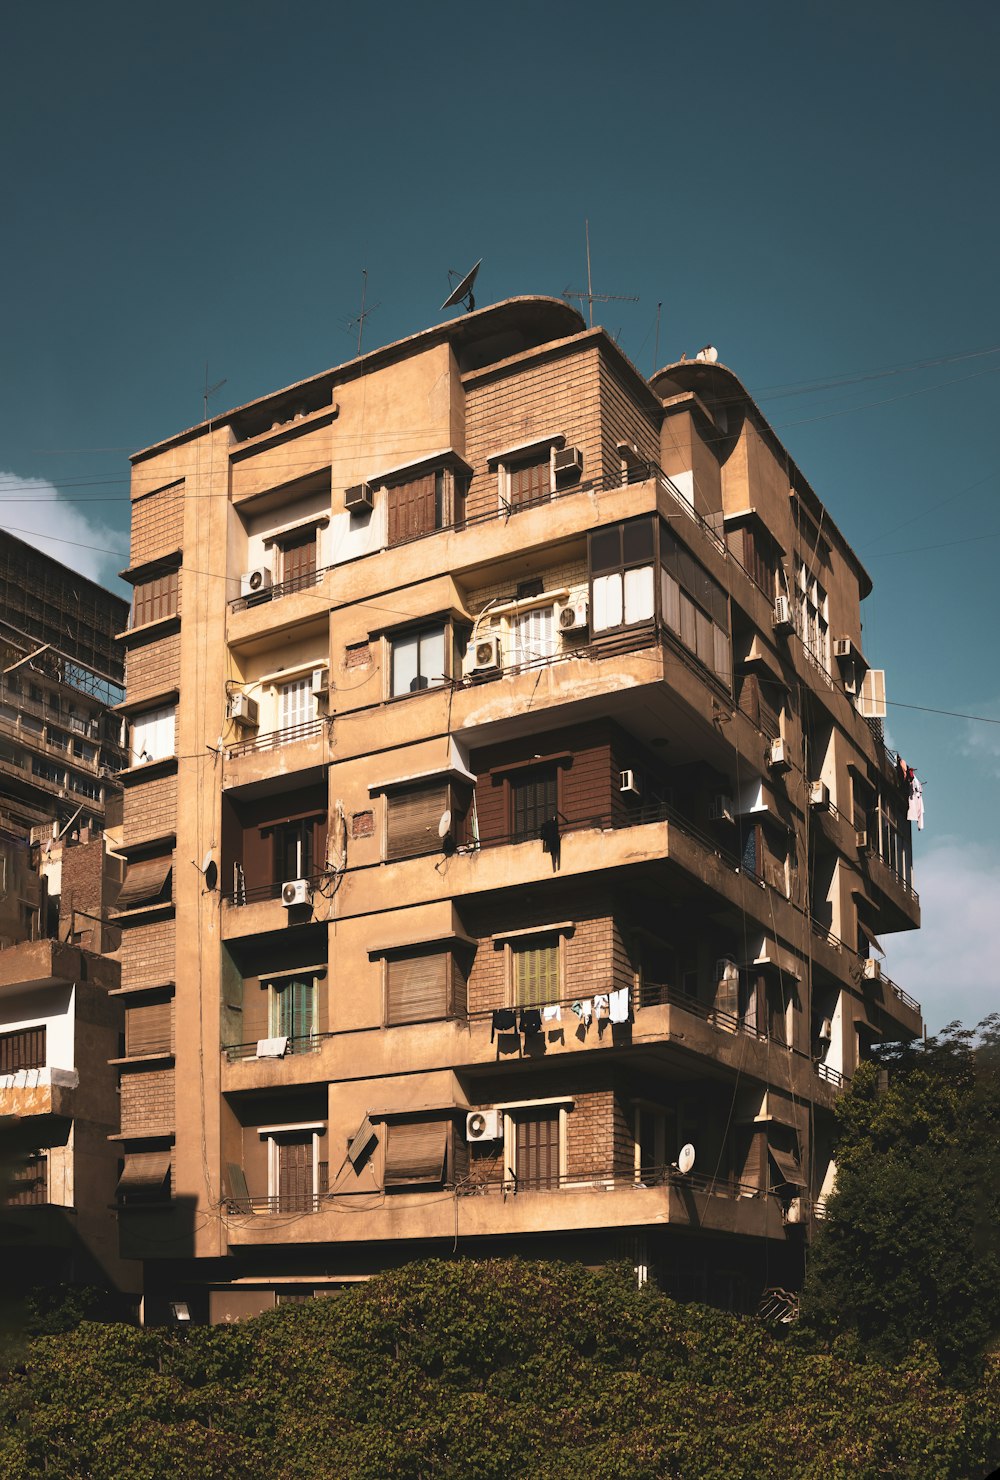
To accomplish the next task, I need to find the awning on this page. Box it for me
[117,1150,170,1191]
[768,1145,806,1188]
[383,1121,448,1188]
[857,918,884,956]
[117,856,172,909]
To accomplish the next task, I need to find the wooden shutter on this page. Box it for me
[510,767,557,842]
[513,938,559,1007]
[280,529,317,587]
[277,1136,313,1212]
[508,456,550,510]
[385,952,451,1025]
[279,678,313,730]
[387,473,437,547]
[272,978,315,1039]
[0,1025,45,1073]
[385,782,449,861]
[383,1120,449,1187]
[132,569,178,627]
[515,1112,559,1189]
[118,856,172,909]
[126,1001,172,1056]
[117,1150,171,1191]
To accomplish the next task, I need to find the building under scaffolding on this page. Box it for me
[0,530,129,838]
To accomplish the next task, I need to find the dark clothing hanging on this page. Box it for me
[491,1008,518,1042]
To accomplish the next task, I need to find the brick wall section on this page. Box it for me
[463,345,603,520]
[123,773,177,845]
[465,893,615,1015]
[120,918,176,990]
[59,838,123,953]
[124,633,181,706]
[464,558,588,619]
[120,1065,175,1134]
[131,483,184,567]
[566,1088,614,1178]
[597,354,660,487]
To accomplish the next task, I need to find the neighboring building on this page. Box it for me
[0,531,128,839]
[114,298,922,1322]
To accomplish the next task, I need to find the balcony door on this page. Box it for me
[514,1110,560,1190]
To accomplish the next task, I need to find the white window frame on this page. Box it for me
[502,1101,570,1188]
[258,1122,326,1204]
[131,704,176,764]
[386,623,449,699]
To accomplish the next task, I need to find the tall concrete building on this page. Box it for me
[113,299,921,1322]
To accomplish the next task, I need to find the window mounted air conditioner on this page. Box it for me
[229,693,258,728]
[619,769,642,798]
[466,635,502,678]
[768,738,792,773]
[809,780,830,810]
[709,794,734,824]
[241,567,272,598]
[855,829,869,849]
[862,957,881,981]
[834,638,854,660]
[345,482,374,512]
[466,1109,502,1142]
[281,878,310,908]
[819,1017,833,1040]
[773,595,793,633]
[558,600,589,633]
[311,667,327,697]
[553,446,583,478]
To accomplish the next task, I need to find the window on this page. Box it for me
[590,518,656,632]
[660,524,731,684]
[385,780,451,861]
[512,1110,560,1189]
[798,563,830,674]
[508,605,556,670]
[510,766,558,843]
[389,625,447,697]
[512,935,560,1007]
[269,975,317,1041]
[736,525,778,597]
[383,1120,449,1189]
[277,677,315,732]
[278,528,317,590]
[262,1126,327,1213]
[505,453,551,512]
[117,856,172,910]
[384,948,466,1026]
[276,818,315,880]
[0,1025,46,1074]
[132,569,178,627]
[131,704,176,764]
[634,1104,675,1181]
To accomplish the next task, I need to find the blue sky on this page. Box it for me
[1,2,997,1030]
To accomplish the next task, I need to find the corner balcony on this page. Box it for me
[861,847,921,932]
[227,570,334,647]
[0,1066,78,1120]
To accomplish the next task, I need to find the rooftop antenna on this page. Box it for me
[442,259,482,314]
[653,302,662,375]
[203,365,227,423]
[345,268,380,355]
[562,219,638,328]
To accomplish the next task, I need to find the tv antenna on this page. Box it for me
[562,219,637,328]
[345,268,380,355]
[442,258,482,314]
[203,365,228,423]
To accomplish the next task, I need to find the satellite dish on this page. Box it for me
[438,810,453,838]
[677,1143,696,1175]
[200,850,214,875]
[441,259,482,313]
[695,344,719,364]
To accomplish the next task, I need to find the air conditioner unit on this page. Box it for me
[783,1196,806,1225]
[280,878,309,908]
[855,829,868,849]
[345,482,374,512]
[773,595,793,633]
[553,446,583,478]
[240,567,272,598]
[311,667,327,697]
[768,738,792,772]
[834,638,854,660]
[619,769,642,798]
[466,635,502,677]
[466,1109,502,1142]
[229,693,258,728]
[862,957,881,982]
[709,794,734,824]
[819,1017,833,1040]
[558,600,589,633]
[809,780,830,810]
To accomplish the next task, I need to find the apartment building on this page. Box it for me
[114,298,921,1322]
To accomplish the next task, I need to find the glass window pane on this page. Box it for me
[392,631,420,696]
[713,627,731,686]
[661,571,680,633]
[622,517,654,565]
[590,527,621,575]
[418,628,446,687]
[624,565,655,623]
[592,573,623,631]
[679,593,697,651]
[695,609,714,667]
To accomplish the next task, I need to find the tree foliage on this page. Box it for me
[800,1015,1000,1382]
[0,1258,998,1479]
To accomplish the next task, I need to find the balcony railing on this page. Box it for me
[620,460,727,554]
[229,868,328,907]
[880,971,920,1015]
[226,716,325,759]
[5,1154,47,1207]
[815,1061,845,1088]
[229,565,332,614]
[865,848,920,905]
[456,1162,768,1201]
[223,1032,329,1062]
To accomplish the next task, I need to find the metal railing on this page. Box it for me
[223,1032,329,1062]
[866,849,920,905]
[229,868,327,907]
[226,716,325,759]
[229,565,332,614]
[621,461,727,554]
[815,1061,845,1088]
[881,972,920,1015]
[456,1162,767,1201]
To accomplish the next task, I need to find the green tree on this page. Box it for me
[800,1015,1000,1382]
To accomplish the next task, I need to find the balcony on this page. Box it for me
[229,565,333,615]
[222,717,329,792]
[0,1066,78,1119]
[862,847,921,932]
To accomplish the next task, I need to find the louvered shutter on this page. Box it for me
[385,782,449,860]
[387,474,437,547]
[513,938,559,1007]
[117,856,172,909]
[280,529,317,587]
[126,1001,173,1056]
[515,1112,559,1189]
[386,952,451,1025]
[383,1120,449,1187]
[511,606,555,669]
[117,1150,171,1191]
[277,1137,313,1212]
[279,678,313,730]
[511,769,557,842]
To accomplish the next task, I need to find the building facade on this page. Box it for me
[114,299,921,1321]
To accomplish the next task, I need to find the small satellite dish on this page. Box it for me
[695,344,719,364]
[441,259,482,313]
[438,810,453,838]
[677,1143,696,1175]
[200,850,214,875]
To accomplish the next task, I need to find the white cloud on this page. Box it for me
[960,700,1000,781]
[884,836,1000,1033]
[0,471,127,590]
